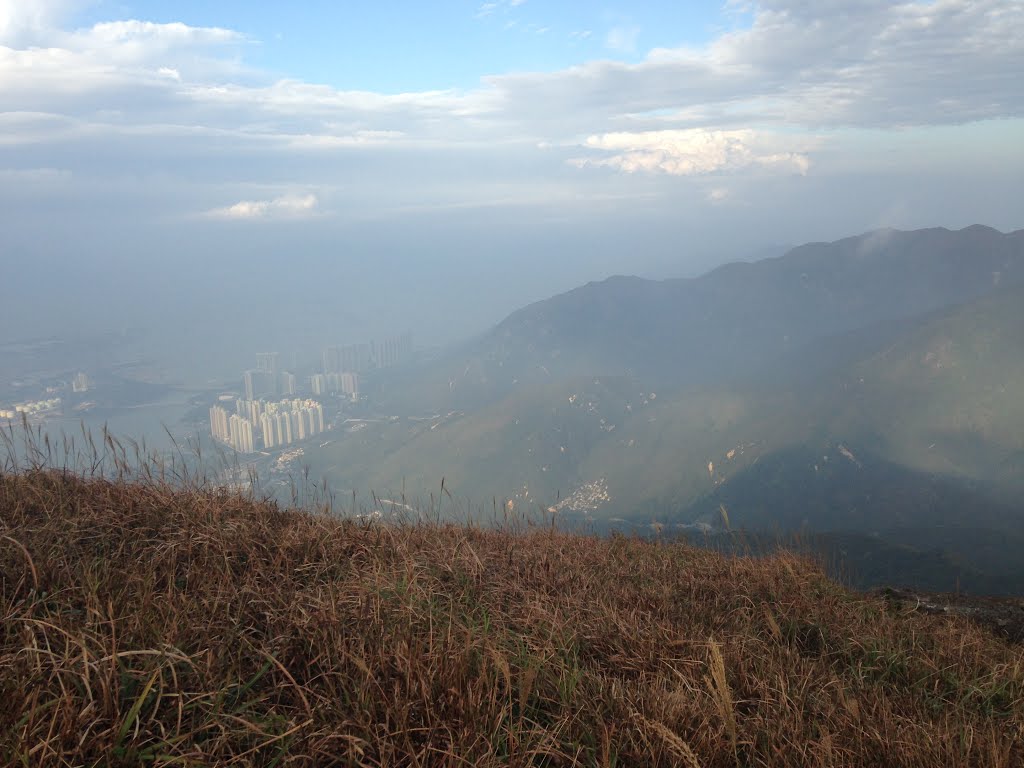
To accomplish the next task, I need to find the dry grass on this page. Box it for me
[1,466,1023,766]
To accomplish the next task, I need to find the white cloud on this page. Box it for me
[477,0,531,24]
[0,0,1021,229]
[79,20,239,49]
[0,0,83,44]
[490,0,1024,133]
[205,193,318,220]
[3,0,1021,156]
[707,187,730,203]
[605,25,640,53]
[285,130,406,149]
[573,129,810,176]
[475,3,499,19]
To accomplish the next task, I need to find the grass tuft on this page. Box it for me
[1,429,1023,765]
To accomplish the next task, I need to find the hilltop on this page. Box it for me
[2,471,1022,766]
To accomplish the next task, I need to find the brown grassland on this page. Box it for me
[2,462,1023,766]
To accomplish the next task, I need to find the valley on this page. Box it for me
[301,225,1024,592]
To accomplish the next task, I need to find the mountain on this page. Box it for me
[305,225,1024,590]
[376,225,1024,412]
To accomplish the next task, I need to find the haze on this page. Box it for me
[2,0,1022,379]
[8,6,1024,759]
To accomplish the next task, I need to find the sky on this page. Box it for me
[2,0,1023,376]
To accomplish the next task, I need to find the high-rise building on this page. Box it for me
[323,335,411,376]
[311,374,326,396]
[234,399,263,425]
[71,372,91,393]
[260,413,275,449]
[322,346,341,375]
[228,414,255,454]
[321,372,358,396]
[243,370,276,401]
[373,332,413,369]
[209,405,230,443]
[255,352,280,396]
[219,395,325,453]
[342,343,372,373]
[340,372,359,396]
[255,352,279,376]
[277,412,292,444]
[378,337,396,368]
[280,371,297,396]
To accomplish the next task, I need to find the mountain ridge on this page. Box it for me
[309,225,1024,591]
[399,224,1024,412]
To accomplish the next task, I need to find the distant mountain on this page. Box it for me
[306,226,1024,591]
[377,225,1024,412]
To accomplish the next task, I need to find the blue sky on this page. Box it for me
[71,1,744,91]
[1,0,1022,368]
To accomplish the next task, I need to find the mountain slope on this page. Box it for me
[316,279,1024,525]
[376,225,1024,413]
[3,471,1023,766]
[305,226,1024,595]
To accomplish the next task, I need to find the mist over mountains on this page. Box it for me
[305,224,1024,592]
[386,225,1023,405]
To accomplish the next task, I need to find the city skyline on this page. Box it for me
[210,397,326,454]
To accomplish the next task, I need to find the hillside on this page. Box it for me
[2,471,1023,766]
[302,228,1024,592]
[374,225,1024,412]
[329,226,1024,509]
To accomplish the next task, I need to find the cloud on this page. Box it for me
[476,0,524,20]
[2,0,1022,367]
[3,1,1021,154]
[572,129,810,176]
[488,0,1024,133]
[605,25,640,53]
[80,20,239,48]
[0,0,1021,229]
[205,193,318,220]
[285,130,406,149]
[0,0,84,44]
